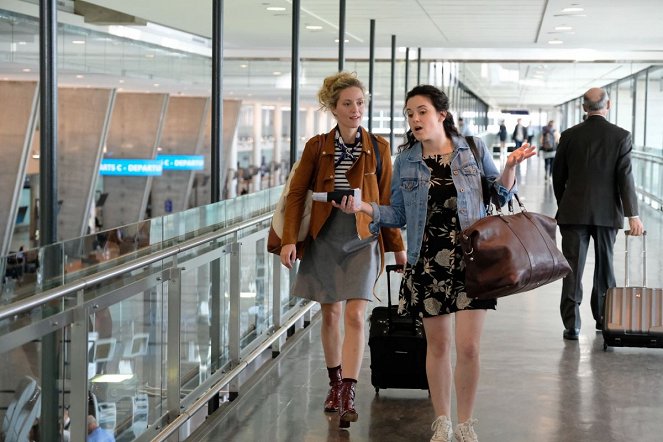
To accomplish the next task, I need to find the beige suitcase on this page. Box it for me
[602,231,663,350]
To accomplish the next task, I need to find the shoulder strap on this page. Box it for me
[465,135,483,175]
[370,133,382,181]
[465,135,492,207]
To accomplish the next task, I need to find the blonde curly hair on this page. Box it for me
[317,71,368,112]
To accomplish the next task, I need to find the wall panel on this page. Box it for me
[0,81,38,257]
[150,96,208,217]
[102,92,168,229]
[57,87,115,241]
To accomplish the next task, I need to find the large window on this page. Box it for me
[646,67,663,151]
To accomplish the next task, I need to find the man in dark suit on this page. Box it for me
[552,87,645,341]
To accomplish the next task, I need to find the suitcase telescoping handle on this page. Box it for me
[385,264,403,308]
[624,230,646,287]
[385,264,418,333]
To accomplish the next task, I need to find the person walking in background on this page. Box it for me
[540,120,557,181]
[552,87,644,341]
[498,120,507,151]
[280,71,406,429]
[511,118,527,148]
[336,85,535,441]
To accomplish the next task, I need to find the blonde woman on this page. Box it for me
[280,72,406,428]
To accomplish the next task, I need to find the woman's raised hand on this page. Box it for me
[506,143,537,168]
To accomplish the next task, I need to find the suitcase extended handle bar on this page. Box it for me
[624,230,647,287]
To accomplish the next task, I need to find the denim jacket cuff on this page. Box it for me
[369,202,381,235]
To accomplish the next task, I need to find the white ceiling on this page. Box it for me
[1,0,663,108]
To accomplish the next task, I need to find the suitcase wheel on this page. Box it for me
[603,342,608,351]
[375,387,379,394]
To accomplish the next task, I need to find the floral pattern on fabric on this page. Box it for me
[398,153,496,318]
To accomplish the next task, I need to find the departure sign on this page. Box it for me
[157,155,205,171]
[99,159,163,176]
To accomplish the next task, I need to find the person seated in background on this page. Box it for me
[87,415,114,442]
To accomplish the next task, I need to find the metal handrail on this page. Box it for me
[151,300,315,442]
[0,212,273,321]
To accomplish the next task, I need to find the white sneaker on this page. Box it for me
[454,418,479,442]
[430,415,453,442]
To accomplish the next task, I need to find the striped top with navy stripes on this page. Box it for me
[334,129,362,190]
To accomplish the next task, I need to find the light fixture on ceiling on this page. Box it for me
[548,39,563,45]
[118,79,125,83]
[76,74,84,79]
[266,7,286,11]
[305,25,323,30]
[22,68,31,72]
[334,39,350,43]
[555,25,573,31]
[72,40,86,45]
[240,64,248,68]
[153,83,160,87]
[273,71,281,75]
[562,7,584,13]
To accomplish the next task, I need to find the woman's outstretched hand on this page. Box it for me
[505,143,537,168]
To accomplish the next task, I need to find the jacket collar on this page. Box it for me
[404,134,468,162]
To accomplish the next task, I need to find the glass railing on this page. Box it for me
[0,184,317,442]
[632,148,663,211]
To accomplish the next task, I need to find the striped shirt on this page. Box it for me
[334,130,362,190]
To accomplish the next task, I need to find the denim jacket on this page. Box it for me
[369,135,514,265]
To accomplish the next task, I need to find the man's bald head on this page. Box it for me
[583,88,610,115]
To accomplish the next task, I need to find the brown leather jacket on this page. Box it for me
[282,127,404,261]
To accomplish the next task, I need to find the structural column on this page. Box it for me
[253,103,263,192]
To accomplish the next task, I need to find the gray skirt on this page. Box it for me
[292,209,380,304]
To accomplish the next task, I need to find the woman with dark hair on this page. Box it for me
[280,71,406,429]
[336,85,535,441]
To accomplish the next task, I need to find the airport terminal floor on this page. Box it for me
[190,154,663,442]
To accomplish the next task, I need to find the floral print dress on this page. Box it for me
[398,152,497,318]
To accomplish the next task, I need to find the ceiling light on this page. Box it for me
[305,25,323,30]
[153,83,160,87]
[72,40,85,44]
[562,7,584,12]
[266,7,286,11]
[240,64,248,68]
[91,374,134,383]
[76,74,84,79]
[18,41,27,45]
[22,68,31,72]
[548,39,563,45]
[334,39,350,43]
[555,25,573,31]
[273,71,281,75]
[118,79,125,83]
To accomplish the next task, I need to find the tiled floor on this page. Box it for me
[190,155,663,442]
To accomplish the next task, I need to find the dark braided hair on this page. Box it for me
[398,85,460,152]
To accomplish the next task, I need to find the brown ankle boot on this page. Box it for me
[323,366,342,412]
[338,379,358,428]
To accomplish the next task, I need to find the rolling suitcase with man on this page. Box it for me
[603,231,663,350]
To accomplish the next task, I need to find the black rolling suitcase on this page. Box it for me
[603,231,663,350]
[368,264,428,392]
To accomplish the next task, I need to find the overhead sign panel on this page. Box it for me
[157,155,205,171]
[99,159,163,176]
